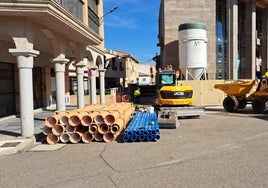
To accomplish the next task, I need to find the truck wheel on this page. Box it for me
[252,98,266,113]
[238,99,247,109]
[223,96,239,112]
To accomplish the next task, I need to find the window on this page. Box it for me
[88,0,98,12]
[88,0,99,34]
[58,0,83,21]
[112,57,117,70]
[160,74,174,85]
[119,62,124,71]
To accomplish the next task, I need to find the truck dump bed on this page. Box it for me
[214,80,256,96]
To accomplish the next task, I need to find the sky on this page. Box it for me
[103,0,160,66]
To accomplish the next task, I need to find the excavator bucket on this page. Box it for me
[158,110,180,129]
[157,106,205,129]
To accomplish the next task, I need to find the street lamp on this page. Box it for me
[100,6,118,24]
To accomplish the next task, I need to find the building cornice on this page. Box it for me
[0,0,103,45]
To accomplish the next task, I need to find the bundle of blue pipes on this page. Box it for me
[123,111,160,142]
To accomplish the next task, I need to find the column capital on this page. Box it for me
[75,63,86,68]
[9,49,39,57]
[52,57,69,64]
[90,67,98,71]
[98,69,106,72]
[76,66,85,74]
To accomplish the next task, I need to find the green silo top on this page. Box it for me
[178,23,207,31]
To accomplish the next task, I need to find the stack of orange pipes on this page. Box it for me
[42,103,135,145]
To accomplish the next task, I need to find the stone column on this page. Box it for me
[9,49,39,138]
[262,8,268,70]
[52,58,69,112]
[90,68,97,104]
[98,69,106,104]
[76,64,85,108]
[245,2,256,79]
[227,0,238,80]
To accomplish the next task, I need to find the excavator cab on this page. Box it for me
[157,70,176,87]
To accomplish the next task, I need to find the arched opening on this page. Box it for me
[0,30,16,117]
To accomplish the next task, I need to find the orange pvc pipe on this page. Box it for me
[75,125,88,134]
[60,133,70,143]
[124,108,135,127]
[51,124,65,136]
[98,123,110,134]
[46,133,59,145]
[103,131,115,143]
[42,125,52,135]
[111,118,124,134]
[44,103,135,144]
[105,103,134,125]
[81,132,94,143]
[89,123,98,134]
[104,110,121,125]
[68,112,81,127]
[58,113,71,125]
[45,114,62,128]
[94,111,110,124]
[65,124,76,133]
[94,132,104,142]
[103,130,121,143]
[80,112,93,126]
[69,132,82,144]
[110,124,120,134]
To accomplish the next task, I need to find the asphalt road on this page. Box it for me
[0,107,267,188]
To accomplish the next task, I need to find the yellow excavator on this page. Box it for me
[154,68,205,128]
[156,69,194,106]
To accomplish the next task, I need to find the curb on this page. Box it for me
[0,138,34,156]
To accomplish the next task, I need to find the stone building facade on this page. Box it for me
[157,0,268,80]
[0,0,106,138]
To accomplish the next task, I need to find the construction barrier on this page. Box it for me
[123,111,160,142]
[43,103,135,145]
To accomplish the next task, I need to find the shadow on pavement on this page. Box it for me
[0,130,20,137]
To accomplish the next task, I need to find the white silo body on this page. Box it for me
[178,23,207,80]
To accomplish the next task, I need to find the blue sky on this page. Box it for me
[103,0,159,65]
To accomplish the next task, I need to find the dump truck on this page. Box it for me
[214,79,268,113]
[154,69,205,128]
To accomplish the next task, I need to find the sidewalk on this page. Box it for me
[0,105,77,155]
[0,105,225,155]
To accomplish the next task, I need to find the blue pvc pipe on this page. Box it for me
[131,134,138,142]
[123,111,160,142]
[139,134,145,141]
[155,133,160,140]
[123,135,129,142]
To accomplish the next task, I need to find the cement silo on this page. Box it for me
[178,23,207,80]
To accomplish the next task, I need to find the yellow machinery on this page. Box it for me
[154,70,205,128]
[156,85,194,106]
[214,79,268,113]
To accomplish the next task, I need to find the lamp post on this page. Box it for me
[100,6,118,24]
[97,6,117,104]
